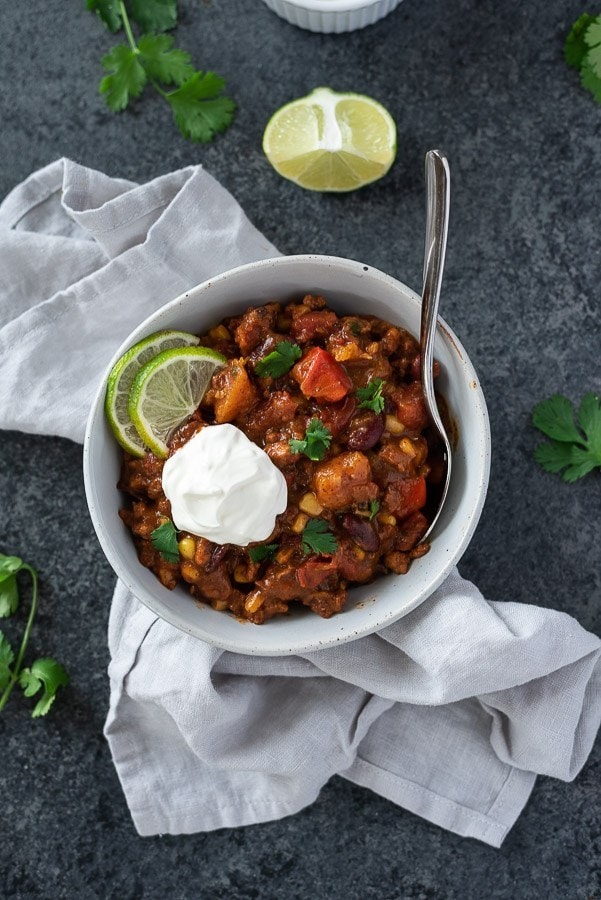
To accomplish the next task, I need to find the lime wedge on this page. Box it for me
[128,346,226,458]
[105,330,201,457]
[262,87,397,192]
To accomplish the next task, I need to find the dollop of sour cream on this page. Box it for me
[162,424,288,547]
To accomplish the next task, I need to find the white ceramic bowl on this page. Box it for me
[83,255,490,656]
[260,0,404,33]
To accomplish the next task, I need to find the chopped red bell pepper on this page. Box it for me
[296,557,338,589]
[292,347,353,403]
[384,476,427,520]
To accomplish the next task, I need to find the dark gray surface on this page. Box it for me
[1,0,600,898]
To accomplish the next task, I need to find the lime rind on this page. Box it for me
[104,329,200,456]
[128,346,226,458]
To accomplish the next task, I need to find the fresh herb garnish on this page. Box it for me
[357,378,386,414]
[255,341,302,378]
[564,14,601,103]
[0,554,69,717]
[533,393,601,482]
[151,520,180,562]
[368,499,380,520]
[289,418,332,461]
[248,544,278,564]
[349,320,363,336]
[301,519,338,556]
[88,0,235,142]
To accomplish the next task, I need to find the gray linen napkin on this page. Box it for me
[1,158,599,847]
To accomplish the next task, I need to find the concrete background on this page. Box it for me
[0,0,600,897]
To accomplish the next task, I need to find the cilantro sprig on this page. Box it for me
[151,520,180,563]
[88,0,235,142]
[368,499,380,520]
[357,378,386,414]
[564,14,601,104]
[289,418,332,461]
[301,519,338,556]
[533,393,601,482]
[248,544,278,564]
[255,342,302,379]
[0,554,69,718]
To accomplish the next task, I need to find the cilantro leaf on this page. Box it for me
[150,520,180,563]
[533,393,601,481]
[100,44,148,111]
[564,13,597,69]
[248,544,278,564]
[255,341,303,378]
[579,393,601,457]
[357,378,386,414]
[129,0,178,33]
[369,499,380,520]
[584,19,601,78]
[0,632,14,691]
[532,394,582,443]
[87,0,122,32]
[19,658,69,718]
[0,554,23,584]
[167,72,236,143]
[289,418,332,462]
[0,576,19,618]
[581,57,601,102]
[138,34,194,85]
[301,519,338,556]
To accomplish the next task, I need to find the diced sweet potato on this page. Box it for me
[211,359,258,423]
[312,451,378,511]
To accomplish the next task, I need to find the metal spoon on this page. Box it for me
[420,149,452,539]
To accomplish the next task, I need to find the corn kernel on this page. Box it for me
[244,591,265,613]
[212,599,229,611]
[399,438,417,458]
[181,561,200,583]
[379,513,397,526]
[298,492,323,516]
[178,537,196,560]
[291,513,309,533]
[276,547,294,564]
[385,414,404,435]
[209,324,230,340]
[353,547,366,560]
[233,564,249,583]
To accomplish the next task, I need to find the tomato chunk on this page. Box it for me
[384,476,427,520]
[391,383,430,432]
[292,347,352,403]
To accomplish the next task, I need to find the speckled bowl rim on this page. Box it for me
[83,254,491,656]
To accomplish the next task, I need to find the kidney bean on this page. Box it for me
[341,515,380,552]
[346,411,385,451]
[207,544,228,571]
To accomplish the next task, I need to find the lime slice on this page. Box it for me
[105,330,201,456]
[262,87,397,192]
[128,346,226,458]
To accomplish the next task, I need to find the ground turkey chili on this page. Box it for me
[118,294,447,623]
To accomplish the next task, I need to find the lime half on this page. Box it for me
[105,330,201,456]
[128,346,226,458]
[262,87,397,192]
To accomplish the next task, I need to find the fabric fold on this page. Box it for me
[1,159,599,848]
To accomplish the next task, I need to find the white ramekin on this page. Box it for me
[260,0,404,33]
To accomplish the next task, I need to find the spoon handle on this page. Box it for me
[420,149,450,418]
